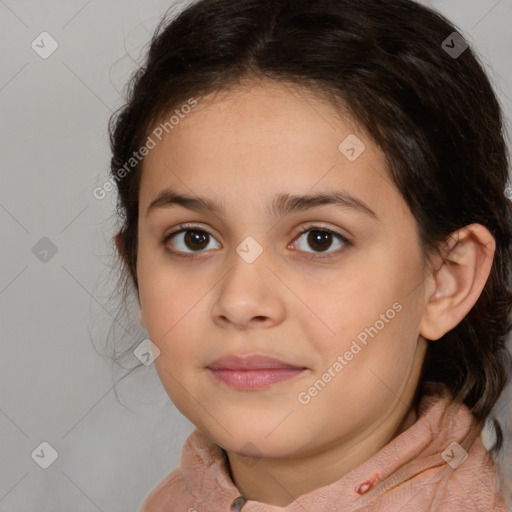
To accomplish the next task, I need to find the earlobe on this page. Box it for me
[419,223,496,341]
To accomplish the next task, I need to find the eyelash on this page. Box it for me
[161,223,351,260]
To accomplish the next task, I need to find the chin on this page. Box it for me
[207,425,299,458]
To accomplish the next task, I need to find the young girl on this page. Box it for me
[107,0,512,509]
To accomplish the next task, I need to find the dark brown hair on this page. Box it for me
[107,0,512,455]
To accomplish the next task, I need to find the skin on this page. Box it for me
[132,80,496,507]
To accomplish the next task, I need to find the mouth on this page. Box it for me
[206,353,307,390]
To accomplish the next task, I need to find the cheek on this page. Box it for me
[308,312,421,425]
[137,271,212,375]
[137,246,205,340]
[303,252,423,365]
[295,265,390,340]
[141,291,205,352]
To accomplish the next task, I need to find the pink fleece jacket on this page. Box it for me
[138,382,509,511]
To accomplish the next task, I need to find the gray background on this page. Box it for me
[1,0,512,510]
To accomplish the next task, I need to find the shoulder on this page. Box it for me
[136,428,239,511]
[137,467,192,512]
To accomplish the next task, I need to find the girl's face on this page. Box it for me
[136,81,430,461]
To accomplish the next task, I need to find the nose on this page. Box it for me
[211,249,286,330]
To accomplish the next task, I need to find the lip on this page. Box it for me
[206,354,307,390]
[207,354,305,370]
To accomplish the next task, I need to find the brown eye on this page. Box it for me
[163,227,221,255]
[183,230,210,250]
[293,227,348,256]
[307,230,334,252]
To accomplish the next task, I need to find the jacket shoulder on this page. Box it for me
[137,468,191,512]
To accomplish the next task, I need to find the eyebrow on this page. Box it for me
[145,188,378,220]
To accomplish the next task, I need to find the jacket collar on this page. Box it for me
[177,382,503,511]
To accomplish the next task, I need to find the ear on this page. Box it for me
[419,223,496,341]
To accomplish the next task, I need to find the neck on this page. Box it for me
[225,405,418,507]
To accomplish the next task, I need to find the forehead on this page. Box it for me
[138,81,404,221]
